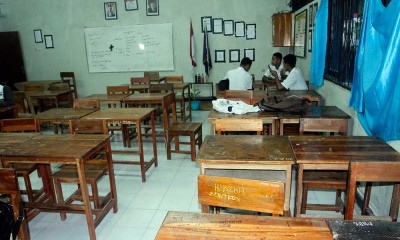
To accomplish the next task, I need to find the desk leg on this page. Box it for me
[284,165,292,217]
[209,120,215,135]
[105,139,118,213]
[151,112,158,167]
[187,85,192,121]
[295,164,304,217]
[77,160,96,240]
[137,121,146,182]
[390,183,400,221]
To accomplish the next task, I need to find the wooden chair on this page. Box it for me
[23,84,43,114]
[0,169,30,240]
[144,71,160,83]
[224,90,253,104]
[162,92,202,161]
[198,175,285,216]
[50,119,109,221]
[149,83,174,93]
[215,118,263,135]
[60,72,78,98]
[164,76,188,121]
[73,98,100,109]
[164,76,183,83]
[130,77,150,93]
[345,161,400,221]
[0,118,43,203]
[13,91,34,118]
[298,117,349,215]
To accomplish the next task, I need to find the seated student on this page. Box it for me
[224,57,253,90]
[0,84,15,107]
[262,52,285,83]
[272,54,308,90]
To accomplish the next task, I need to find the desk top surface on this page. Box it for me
[197,135,295,165]
[36,108,97,120]
[156,211,332,240]
[82,107,154,121]
[27,90,72,97]
[0,133,40,153]
[289,136,400,164]
[126,82,189,90]
[122,92,170,101]
[2,134,110,162]
[84,94,130,101]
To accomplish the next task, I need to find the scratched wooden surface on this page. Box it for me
[155,211,333,239]
[196,135,295,165]
[327,219,400,240]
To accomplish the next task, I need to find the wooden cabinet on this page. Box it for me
[272,13,293,47]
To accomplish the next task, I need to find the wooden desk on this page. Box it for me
[122,92,169,105]
[82,107,158,182]
[0,133,40,167]
[27,89,74,110]
[208,109,278,135]
[327,219,400,240]
[84,93,130,107]
[196,135,295,215]
[1,134,117,240]
[156,211,333,239]
[14,80,62,91]
[289,136,400,217]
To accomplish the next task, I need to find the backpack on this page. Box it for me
[0,199,23,240]
[258,95,309,113]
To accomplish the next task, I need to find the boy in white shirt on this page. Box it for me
[272,54,308,91]
[224,57,253,90]
[262,52,285,83]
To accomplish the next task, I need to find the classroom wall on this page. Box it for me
[296,0,400,219]
[0,0,291,97]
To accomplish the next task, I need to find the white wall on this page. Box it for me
[0,0,291,97]
[296,0,400,219]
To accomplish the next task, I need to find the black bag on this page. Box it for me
[258,95,309,113]
[0,200,24,240]
[218,79,229,91]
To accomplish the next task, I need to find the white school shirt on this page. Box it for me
[224,67,253,90]
[264,64,284,80]
[281,67,308,90]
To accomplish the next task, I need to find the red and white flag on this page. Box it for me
[190,19,197,72]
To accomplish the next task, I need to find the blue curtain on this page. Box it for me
[349,0,400,141]
[310,0,328,88]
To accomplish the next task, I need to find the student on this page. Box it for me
[273,54,308,90]
[262,52,285,83]
[0,84,14,107]
[224,57,253,90]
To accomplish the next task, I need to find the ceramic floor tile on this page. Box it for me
[128,194,164,210]
[115,209,156,228]
[104,226,146,240]
[141,228,160,240]
[158,194,193,211]
[148,209,169,229]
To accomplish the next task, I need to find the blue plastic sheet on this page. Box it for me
[349,0,400,141]
[310,0,328,88]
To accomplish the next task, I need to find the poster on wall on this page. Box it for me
[294,10,307,58]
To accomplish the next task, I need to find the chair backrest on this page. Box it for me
[144,71,160,83]
[106,86,130,94]
[299,118,348,136]
[162,92,178,131]
[49,82,70,91]
[218,79,230,92]
[73,98,100,109]
[69,119,108,135]
[215,118,263,135]
[60,72,78,98]
[345,161,400,220]
[149,83,174,93]
[24,83,43,91]
[224,90,253,104]
[130,77,150,84]
[164,76,184,83]
[1,118,40,132]
[198,175,285,216]
[13,91,30,114]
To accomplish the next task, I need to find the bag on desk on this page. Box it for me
[258,95,309,113]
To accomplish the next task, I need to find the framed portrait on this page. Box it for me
[314,3,318,26]
[246,24,256,40]
[213,18,223,34]
[125,0,138,11]
[44,35,54,49]
[309,4,313,28]
[215,50,225,63]
[33,29,43,43]
[201,16,212,32]
[229,49,240,62]
[223,20,234,36]
[294,10,307,58]
[235,21,245,37]
[146,0,159,16]
[104,2,117,20]
[244,48,255,61]
[308,29,313,52]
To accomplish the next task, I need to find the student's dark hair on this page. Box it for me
[283,54,296,68]
[272,52,283,60]
[240,57,252,66]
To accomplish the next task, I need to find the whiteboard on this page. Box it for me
[84,23,174,73]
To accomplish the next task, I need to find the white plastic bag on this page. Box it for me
[212,99,260,115]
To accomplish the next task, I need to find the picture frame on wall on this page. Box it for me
[246,24,256,40]
[308,29,313,52]
[314,3,318,26]
[104,2,118,20]
[34,29,43,43]
[309,4,313,28]
[125,0,138,11]
[215,50,225,63]
[213,18,223,34]
[235,21,245,37]
[244,48,255,61]
[146,0,159,16]
[201,16,212,32]
[223,20,234,36]
[229,49,240,62]
[294,9,307,58]
[44,35,54,49]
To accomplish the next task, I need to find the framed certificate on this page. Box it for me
[34,29,43,43]
[229,49,240,62]
[44,35,54,49]
[201,16,213,32]
[125,0,138,11]
[213,18,223,34]
[235,21,245,37]
[223,20,234,36]
[244,48,255,61]
[294,10,307,58]
[246,24,256,40]
[215,50,225,63]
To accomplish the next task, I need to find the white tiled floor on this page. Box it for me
[26,110,345,240]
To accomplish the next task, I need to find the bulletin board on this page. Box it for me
[294,10,307,58]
